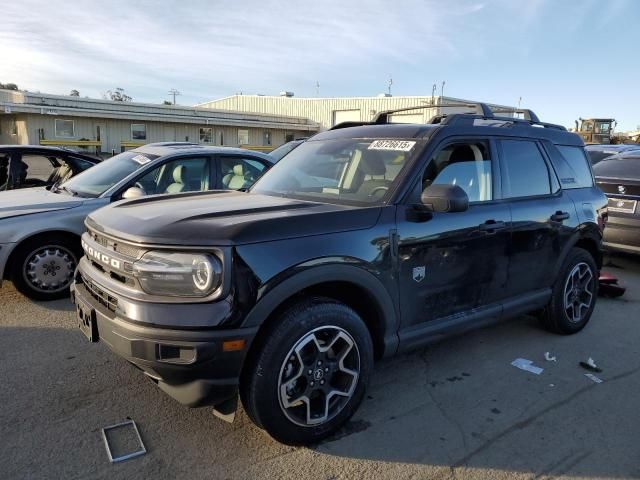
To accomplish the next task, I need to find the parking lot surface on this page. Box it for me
[1,254,639,480]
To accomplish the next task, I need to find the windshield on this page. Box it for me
[61,150,159,197]
[252,138,418,205]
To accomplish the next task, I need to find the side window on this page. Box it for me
[422,141,493,202]
[500,140,551,198]
[556,146,594,189]
[135,157,209,195]
[220,157,268,190]
[20,155,59,184]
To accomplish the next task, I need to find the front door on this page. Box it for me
[396,138,511,332]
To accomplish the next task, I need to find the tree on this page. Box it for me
[0,82,19,90]
[69,89,80,96]
[103,87,132,102]
[162,100,172,105]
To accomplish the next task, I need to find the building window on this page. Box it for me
[199,127,213,143]
[131,124,146,140]
[238,129,249,145]
[263,131,272,146]
[55,119,74,137]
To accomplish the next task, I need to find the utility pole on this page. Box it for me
[168,88,181,105]
[388,75,393,95]
[316,81,320,97]
[441,81,446,99]
[431,83,437,105]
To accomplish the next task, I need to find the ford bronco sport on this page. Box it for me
[72,104,607,445]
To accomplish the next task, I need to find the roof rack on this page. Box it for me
[372,102,493,124]
[329,102,567,132]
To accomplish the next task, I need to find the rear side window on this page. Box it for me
[556,146,594,188]
[500,140,551,198]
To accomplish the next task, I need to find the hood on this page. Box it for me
[0,187,85,220]
[87,190,381,246]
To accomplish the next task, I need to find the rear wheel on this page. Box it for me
[10,235,80,301]
[539,247,598,334]
[241,297,373,445]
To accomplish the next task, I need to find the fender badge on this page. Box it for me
[413,266,426,283]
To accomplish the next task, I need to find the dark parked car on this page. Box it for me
[73,105,606,445]
[585,144,640,165]
[594,151,640,254]
[0,145,101,191]
[0,143,274,301]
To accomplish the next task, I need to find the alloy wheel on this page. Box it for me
[563,262,594,323]
[23,245,76,294]
[278,326,360,427]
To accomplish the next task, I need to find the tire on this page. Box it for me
[539,247,598,334]
[10,234,81,301]
[240,297,373,445]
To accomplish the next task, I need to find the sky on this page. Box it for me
[1,0,639,130]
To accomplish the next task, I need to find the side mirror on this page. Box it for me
[122,186,145,200]
[421,184,469,213]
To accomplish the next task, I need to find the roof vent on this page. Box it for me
[279,91,294,97]
[378,93,392,97]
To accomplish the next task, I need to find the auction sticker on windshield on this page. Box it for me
[368,140,416,151]
[132,154,152,165]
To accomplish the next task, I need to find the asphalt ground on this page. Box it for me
[1,253,639,480]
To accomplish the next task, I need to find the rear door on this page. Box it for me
[217,155,271,190]
[498,139,578,297]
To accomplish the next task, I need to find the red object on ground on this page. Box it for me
[598,271,626,297]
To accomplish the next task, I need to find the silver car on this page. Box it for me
[0,142,274,300]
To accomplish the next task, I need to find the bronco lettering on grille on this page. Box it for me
[82,239,121,269]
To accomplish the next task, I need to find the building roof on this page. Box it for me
[0,89,319,131]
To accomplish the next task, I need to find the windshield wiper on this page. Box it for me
[59,185,77,196]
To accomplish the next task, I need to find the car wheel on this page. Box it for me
[241,297,373,445]
[539,247,598,334]
[10,235,80,301]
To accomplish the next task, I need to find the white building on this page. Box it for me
[197,94,515,131]
[0,89,319,155]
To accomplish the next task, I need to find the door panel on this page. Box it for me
[396,203,511,328]
[507,194,578,296]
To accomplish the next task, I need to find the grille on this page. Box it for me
[87,228,146,259]
[82,274,118,313]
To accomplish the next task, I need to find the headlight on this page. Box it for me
[132,251,222,297]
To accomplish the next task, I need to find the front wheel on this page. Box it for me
[539,247,598,334]
[241,298,373,445]
[10,235,80,301]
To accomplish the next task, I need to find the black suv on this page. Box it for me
[72,104,607,445]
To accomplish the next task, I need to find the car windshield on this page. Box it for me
[252,138,418,205]
[269,141,303,161]
[60,150,159,197]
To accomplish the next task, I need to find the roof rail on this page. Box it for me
[372,102,494,124]
[438,113,567,131]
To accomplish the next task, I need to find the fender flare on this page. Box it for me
[241,263,399,357]
[552,226,603,279]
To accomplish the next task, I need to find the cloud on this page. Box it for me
[0,0,488,103]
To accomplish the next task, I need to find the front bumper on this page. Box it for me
[604,213,640,255]
[71,272,258,408]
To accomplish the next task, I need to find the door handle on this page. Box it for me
[550,211,570,222]
[479,220,506,232]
